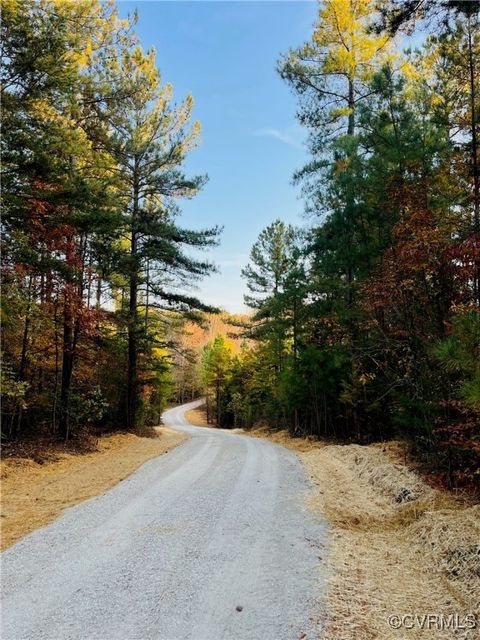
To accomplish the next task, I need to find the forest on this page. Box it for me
[198,0,480,490]
[2,0,479,491]
[2,0,221,439]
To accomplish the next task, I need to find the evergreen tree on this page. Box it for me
[200,336,234,426]
[99,45,220,429]
[279,0,394,316]
[1,0,131,438]
[242,220,304,371]
[1,1,220,438]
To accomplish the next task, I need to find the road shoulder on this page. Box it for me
[245,427,479,640]
[1,427,187,550]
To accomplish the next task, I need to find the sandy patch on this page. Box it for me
[0,427,186,550]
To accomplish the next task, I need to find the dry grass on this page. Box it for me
[247,425,323,453]
[249,429,479,639]
[0,427,186,550]
[185,406,211,428]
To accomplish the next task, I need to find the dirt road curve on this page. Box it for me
[1,400,328,640]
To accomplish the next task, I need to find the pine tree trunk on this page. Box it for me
[58,228,81,441]
[127,159,140,430]
[468,17,479,231]
[127,268,138,429]
[346,77,355,310]
[52,297,60,434]
[58,292,74,440]
[467,17,480,305]
[18,276,33,382]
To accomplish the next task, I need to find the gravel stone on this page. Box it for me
[1,400,329,640]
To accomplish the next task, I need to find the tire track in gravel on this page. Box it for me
[1,399,329,640]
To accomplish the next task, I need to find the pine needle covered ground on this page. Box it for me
[185,407,210,428]
[250,429,479,640]
[0,428,186,550]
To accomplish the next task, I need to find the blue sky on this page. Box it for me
[118,1,318,313]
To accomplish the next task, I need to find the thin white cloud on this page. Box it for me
[253,126,303,149]
[216,253,249,269]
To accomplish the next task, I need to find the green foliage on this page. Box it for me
[226,0,480,488]
[68,388,110,434]
[1,359,29,432]
[1,0,219,440]
[434,312,480,411]
[200,336,234,426]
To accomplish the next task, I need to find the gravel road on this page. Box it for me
[1,400,328,640]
